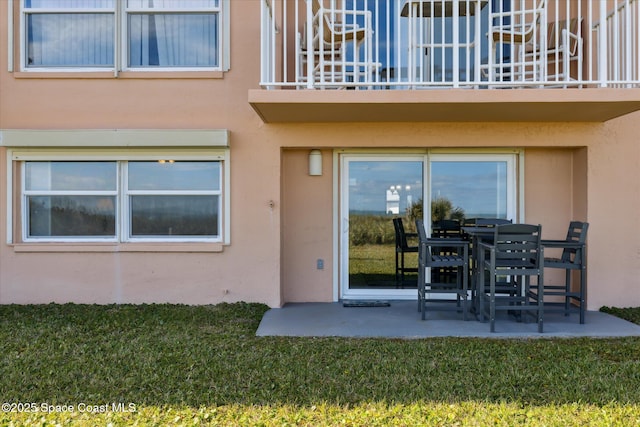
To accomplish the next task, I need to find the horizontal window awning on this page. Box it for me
[249,89,640,123]
[0,129,229,148]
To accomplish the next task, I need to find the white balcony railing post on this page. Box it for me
[306,0,314,89]
[260,0,269,86]
[452,0,460,88]
[599,0,608,87]
[625,0,633,87]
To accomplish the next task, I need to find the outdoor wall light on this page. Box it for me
[309,149,322,176]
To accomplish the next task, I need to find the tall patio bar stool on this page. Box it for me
[535,221,589,324]
[393,218,419,288]
[431,219,462,285]
[461,217,512,315]
[416,219,470,320]
[478,224,544,333]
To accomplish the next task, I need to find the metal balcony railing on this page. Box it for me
[260,0,640,90]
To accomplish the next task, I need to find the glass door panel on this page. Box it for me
[341,157,423,299]
[429,155,515,233]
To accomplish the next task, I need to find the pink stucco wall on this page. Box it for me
[0,1,638,309]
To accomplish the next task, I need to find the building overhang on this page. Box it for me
[249,88,640,123]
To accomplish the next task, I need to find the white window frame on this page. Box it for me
[122,160,223,242]
[18,0,230,73]
[9,148,230,244]
[122,1,223,72]
[427,152,519,232]
[22,160,119,242]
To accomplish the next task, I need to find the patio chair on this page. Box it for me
[297,0,378,86]
[486,0,547,83]
[431,219,462,284]
[533,221,589,323]
[416,219,469,320]
[478,224,544,333]
[393,218,419,288]
[461,217,512,312]
[522,17,583,87]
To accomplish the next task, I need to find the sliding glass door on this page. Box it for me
[339,152,518,300]
[341,156,424,300]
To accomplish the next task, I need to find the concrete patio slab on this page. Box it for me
[257,301,640,339]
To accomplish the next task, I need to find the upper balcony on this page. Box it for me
[249,0,640,123]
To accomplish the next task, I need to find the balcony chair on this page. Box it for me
[532,221,589,323]
[523,17,583,87]
[296,0,378,87]
[486,0,547,84]
[393,218,419,289]
[416,219,469,320]
[478,224,544,333]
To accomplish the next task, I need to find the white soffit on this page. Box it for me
[0,129,230,147]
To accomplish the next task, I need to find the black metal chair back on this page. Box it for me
[492,223,542,269]
[559,221,589,265]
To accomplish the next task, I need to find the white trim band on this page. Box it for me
[0,129,230,148]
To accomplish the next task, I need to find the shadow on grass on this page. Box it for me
[1,303,640,408]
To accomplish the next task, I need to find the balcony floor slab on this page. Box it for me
[249,88,640,123]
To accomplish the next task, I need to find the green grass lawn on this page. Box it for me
[1,303,640,426]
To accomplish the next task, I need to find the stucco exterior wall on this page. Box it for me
[0,1,638,310]
[587,116,640,309]
[0,1,283,307]
[281,149,334,302]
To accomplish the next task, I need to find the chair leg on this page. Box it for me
[579,266,586,324]
[463,260,469,321]
[489,274,496,333]
[538,273,544,333]
[400,252,405,289]
[564,269,572,317]
[417,260,423,312]
[478,268,486,323]
[520,276,538,323]
[421,276,427,320]
[395,251,400,288]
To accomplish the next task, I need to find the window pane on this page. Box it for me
[128,161,220,191]
[25,162,117,191]
[431,161,508,219]
[25,0,114,8]
[130,195,218,236]
[128,14,218,67]
[26,14,114,67]
[126,0,218,9]
[28,196,116,237]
